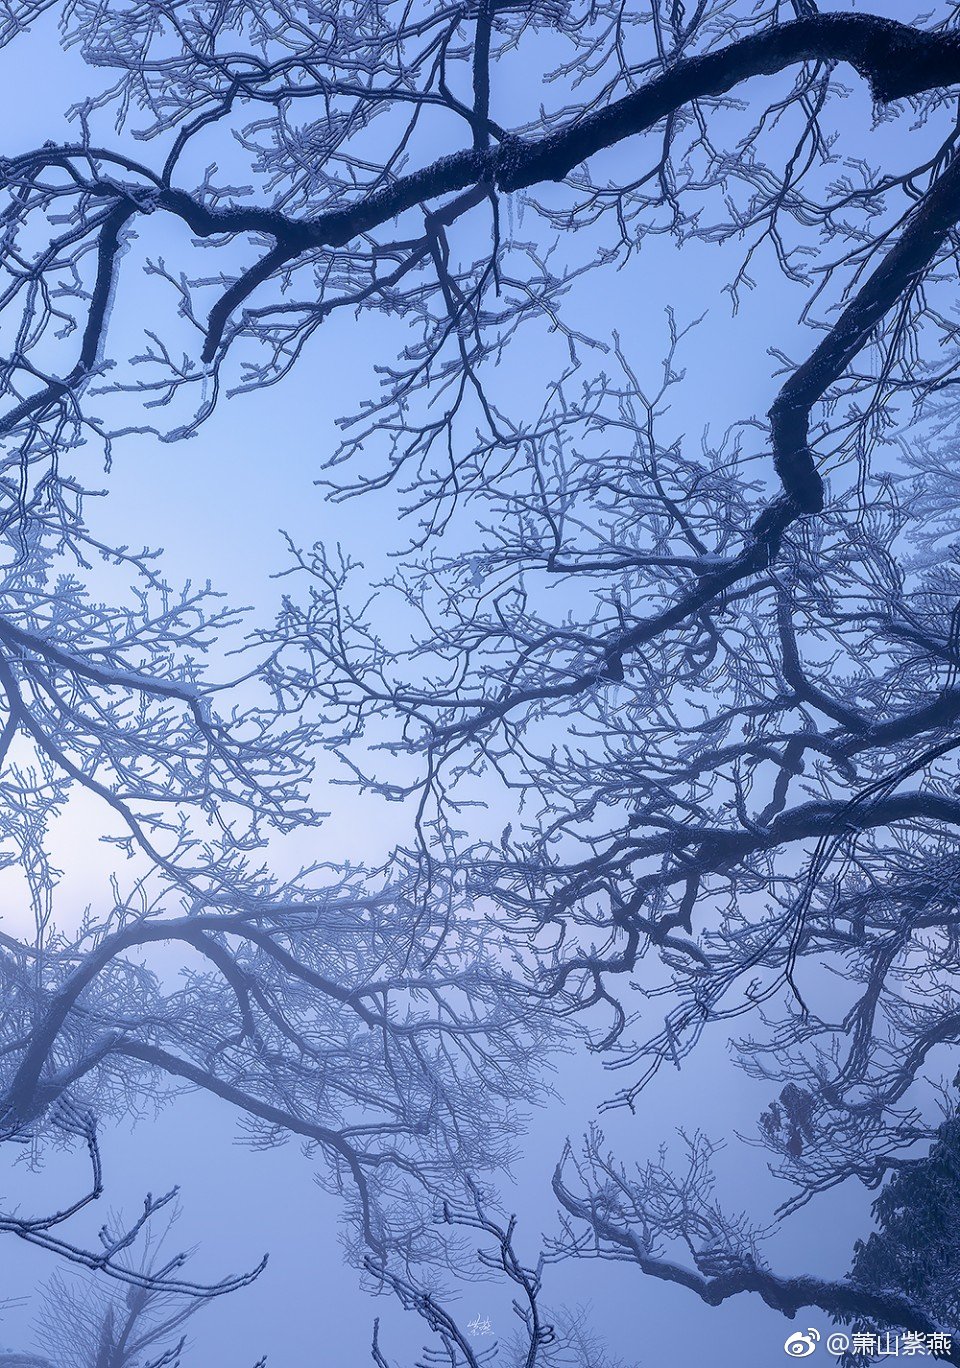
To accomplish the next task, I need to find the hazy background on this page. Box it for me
[0,10,922,1364]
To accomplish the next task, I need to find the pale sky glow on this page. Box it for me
[0,3,956,1365]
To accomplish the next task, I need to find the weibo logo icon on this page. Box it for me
[784,1329,821,1357]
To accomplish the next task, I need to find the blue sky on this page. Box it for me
[0,6,948,1366]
